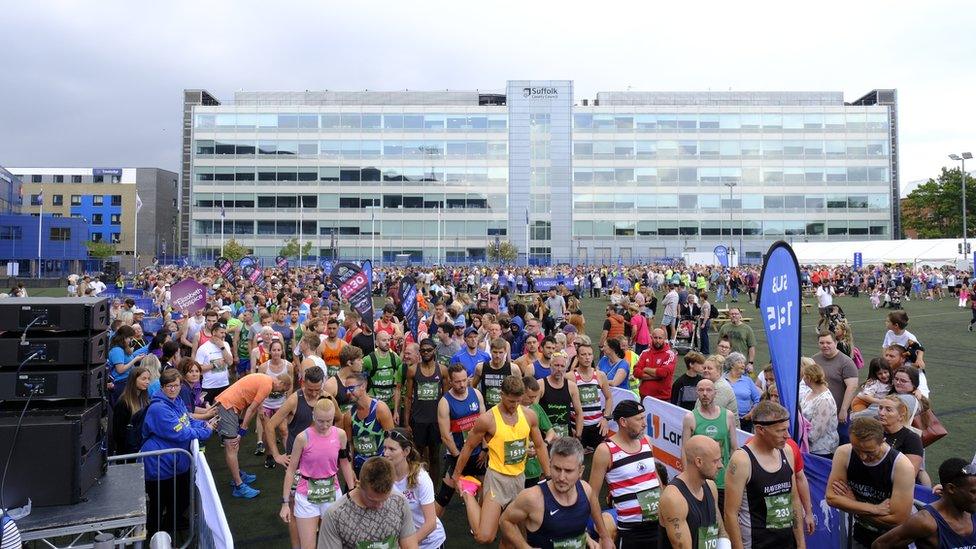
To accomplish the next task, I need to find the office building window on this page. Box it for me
[110,214,121,225]
[93,175,104,183]
[92,213,103,224]
[0,226,23,240]
[52,213,63,218]
[111,195,122,206]
[71,175,82,183]
[30,194,42,206]
[50,227,70,241]
[71,195,81,205]
[52,194,63,206]
[54,175,64,183]
[111,233,121,243]
[91,232,103,242]
[93,195,104,205]
[31,175,41,183]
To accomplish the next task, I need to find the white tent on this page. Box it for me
[791,238,967,266]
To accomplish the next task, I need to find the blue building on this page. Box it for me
[0,214,88,277]
[0,165,21,215]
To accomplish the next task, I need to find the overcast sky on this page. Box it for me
[2,1,974,195]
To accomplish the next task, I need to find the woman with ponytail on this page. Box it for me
[279,395,355,549]
[384,428,446,548]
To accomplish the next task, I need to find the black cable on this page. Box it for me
[0,386,37,513]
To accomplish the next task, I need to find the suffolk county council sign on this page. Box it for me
[522,87,558,99]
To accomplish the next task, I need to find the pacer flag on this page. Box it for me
[214,256,236,285]
[399,275,419,342]
[332,261,374,328]
[756,241,802,439]
[275,255,289,270]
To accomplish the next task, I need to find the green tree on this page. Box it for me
[85,240,116,259]
[487,240,519,263]
[278,238,313,259]
[222,239,251,262]
[902,167,976,239]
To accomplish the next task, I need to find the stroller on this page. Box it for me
[673,318,699,355]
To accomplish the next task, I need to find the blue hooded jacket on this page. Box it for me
[140,392,212,480]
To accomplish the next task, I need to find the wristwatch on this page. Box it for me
[281,498,289,504]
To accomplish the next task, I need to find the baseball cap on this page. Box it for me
[454,316,466,328]
[464,326,478,336]
[219,305,233,314]
[612,400,646,421]
[132,308,145,315]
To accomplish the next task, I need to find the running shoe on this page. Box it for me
[457,475,482,497]
[240,470,257,484]
[264,455,276,469]
[254,441,265,455]
[232,483,260,499]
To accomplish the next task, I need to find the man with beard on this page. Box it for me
[660,435,730,549]
[403,341,446,484]
[696,355,739,427]
[873,457,976,548]
[635,328,677,400]
[514,334,540,372]
[499,437,614,549]
[589,400,664,548]
[682,379,737,510]
[362,330,403,423]
[433,364,486,516]
[538,351,584,440]
[472,338,522,410]
[525,336,557,380]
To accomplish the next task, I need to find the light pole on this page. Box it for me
[949,152,972,262]
[724,181,737,266]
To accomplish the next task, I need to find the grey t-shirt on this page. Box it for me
[435,339,461,368]
[545,295,566,320]
[318,491,416,549]
[813,351,858,414]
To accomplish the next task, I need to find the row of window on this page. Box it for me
[572,166,890,184]
[193,192,506,211]
[573,139,889,158]
[572,112,889,132]
[572,193,889,211]
[194,219,508,238]
[30,194,123,206]
[90,232,121,243]
[25,174,120,184]
[573,219,889,237]
[195,113,508,131]
[0,226,73,241]
[194,166,508,183]
[195,139,508,158]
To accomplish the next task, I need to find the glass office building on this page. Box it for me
[183,83,897,264]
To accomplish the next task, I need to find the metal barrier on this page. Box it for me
[108,448,197,549]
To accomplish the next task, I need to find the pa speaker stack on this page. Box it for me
[0,297,111,508]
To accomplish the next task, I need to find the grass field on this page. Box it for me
[21,286,976,547]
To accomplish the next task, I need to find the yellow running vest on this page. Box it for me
[487,405,530,476]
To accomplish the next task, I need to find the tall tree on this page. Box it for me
[85,240,116,259]
[222,239,251,262]
[902,167,976,239]
[278,238,313,259]
[487,240,519,263]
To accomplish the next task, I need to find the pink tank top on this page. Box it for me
[296,425,341,496]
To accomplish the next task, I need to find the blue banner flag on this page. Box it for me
[853,252,862,269]
[332,261,374,328]
[756,241,802,438]
[803,454,847,547]
[275,255,289,270]
[399,275,419,342]
[714,245,729,268]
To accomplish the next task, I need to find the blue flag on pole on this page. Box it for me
[399,275,419,342]
[714,245,729,268]
[756,241,802,438]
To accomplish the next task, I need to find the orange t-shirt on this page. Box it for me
[321,338,346,367]
[215,374,273,413]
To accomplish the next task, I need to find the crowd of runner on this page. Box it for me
[14,260,975,548]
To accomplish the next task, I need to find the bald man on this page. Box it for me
[683,378,738,509]
[660,435,729,549]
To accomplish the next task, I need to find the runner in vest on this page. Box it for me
[191,309,218,359]
[825,416,914,549]
[500,437,615,549]
[363,331,403,423]
[572,342,613,450]
[873,456,976,549]
[280,396,356,549]
[317,456,418,548]
[589,400,663,548]
[266,365,325,468]
[514,334,540,372]
[255,340,294,464]
[433,364,486,517]
[526,336,557,380]
[404,341,447,487]
[332,344,361,417]
[342,371,394,476]
[723,401,804,549]
[319,318,346,378]
[521,376,556,489]
[682,379,737,509]
[660,435,730,549]
[249,326,274,377]
[234,310,253,378]
[297,332,326,381]
[472,337,522,409]
[453,374,551,545]
[539,351,584,440]
[601,305,626,348]
[374,303,403,352]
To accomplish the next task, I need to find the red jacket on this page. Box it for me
[634,343,677,400]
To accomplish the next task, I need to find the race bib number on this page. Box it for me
[697,524,719,549]
[327,365,340,378]
[355,436,378,457]
[764,493,794,530]
[372,386,394,403]
[306,476,336,505]
[553,423,569,438]
[211,360,227,373]
[417,381,439,401]
[486,387,501,407]
[356,535,396,549]
[504,438,527,465]
[553,533,587,549]
[636,487,661,521]
[578,384,599,406]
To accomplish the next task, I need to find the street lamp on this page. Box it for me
[949,152,973,261]
[724,181,737,266]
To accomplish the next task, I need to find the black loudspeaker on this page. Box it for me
[0,401,106,508]
[0,331,108,367]
[0,363,105,401]
[0,297,110,332]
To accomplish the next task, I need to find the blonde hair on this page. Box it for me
[881,395,911,425]
[802,362,826,386]
[140,354,161,382]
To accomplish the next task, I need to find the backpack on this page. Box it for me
[851,346,864,369]
[708,303,720,320]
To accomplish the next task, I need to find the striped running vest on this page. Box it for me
[574,369,603,426]
[605,436,662,525]
[351,399,384,470]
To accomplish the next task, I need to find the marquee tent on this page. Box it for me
[791,238,967,266]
